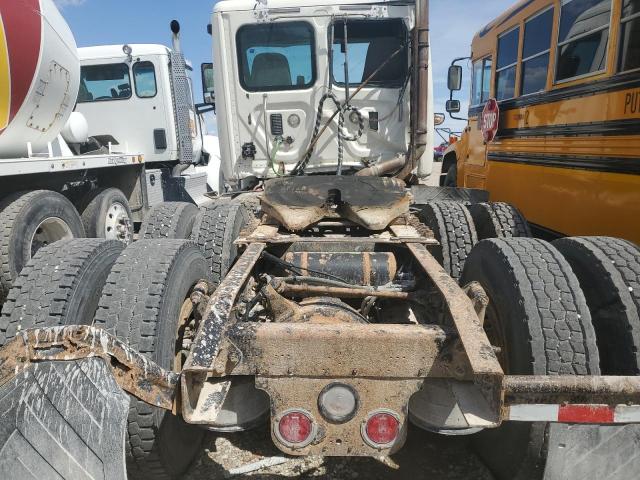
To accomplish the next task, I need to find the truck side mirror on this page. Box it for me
[201,63,215,106]
[434,113,445,126]
[447,65,463,91]
[446,100,461,114]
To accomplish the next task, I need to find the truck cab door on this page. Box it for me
[76,53,176,164]
[327,17,411,168]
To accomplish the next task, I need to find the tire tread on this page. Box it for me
[469,202,531,240]
[0,239,122,344]
[139,202,199,240]
[418,201,478,280]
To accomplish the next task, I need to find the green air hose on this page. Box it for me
[269,136,283,177]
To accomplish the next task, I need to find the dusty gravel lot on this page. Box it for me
[185,423,494,479]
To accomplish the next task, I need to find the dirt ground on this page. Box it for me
[185,423,494,479]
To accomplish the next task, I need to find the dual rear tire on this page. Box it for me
[0,188,133,310]
[0,238,131,479]
[417,200,530,281]
[544,237,640,480]
[418,199,640,478]
[0,190,86,306]
[0,236,215,480]
[460,238,600,480]
[458,235,640,479]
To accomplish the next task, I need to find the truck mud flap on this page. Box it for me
[0,358,129,480]
[544,424,640,480]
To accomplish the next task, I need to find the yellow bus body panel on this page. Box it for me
[484,161,640,244]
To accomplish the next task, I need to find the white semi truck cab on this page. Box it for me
[203,0,435,190]
[76,44,204,168]
[0,0,212,306]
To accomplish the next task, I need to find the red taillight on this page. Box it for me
[276,410,315,447]
[362,410,400,447]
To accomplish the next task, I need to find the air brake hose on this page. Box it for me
[296,92,364,176]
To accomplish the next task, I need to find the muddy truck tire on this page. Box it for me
[191,202,251,284]
[468,202,531,240]
[0,358,129,480]
[460,238,600,480]
[94,240,209,480]
[139,202,199,240]
[543,237,640,479]
[417,201,478,280]
[0,190,85,306]
[0,239,123,345]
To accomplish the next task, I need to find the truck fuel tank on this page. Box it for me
[283,252,398,288]
[0,0,80,157]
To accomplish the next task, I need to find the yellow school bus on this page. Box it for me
[444,0,640,244]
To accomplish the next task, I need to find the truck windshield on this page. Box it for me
[237,21,315,92]
[331,19,407,88]
[78,64,132,102]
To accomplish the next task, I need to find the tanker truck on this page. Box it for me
[0,0,215,309]
[1,1,640,480]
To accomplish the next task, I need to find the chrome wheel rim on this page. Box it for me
[105,202,132,243]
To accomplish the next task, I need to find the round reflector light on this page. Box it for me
[288,113,301,128]
[276,409,315,447]
[318,383,359,423]
[362,410,400,448]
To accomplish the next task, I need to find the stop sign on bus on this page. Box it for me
[481,98,500,143]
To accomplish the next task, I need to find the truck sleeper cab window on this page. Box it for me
[133,61,157,98]
[556,0,612,82]
[471,57,492,107]
[330,18,408,88]
[78,63,132,103]
[495,27,519,100]
[521,7,554,95]
[620,0,640,72]
[236,21,316,92]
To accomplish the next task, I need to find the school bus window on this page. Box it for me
[482,58,492,102]
[619,0,640,72]
[472,61,482,105]
[521,8,554,95]
[556,0,611,82]
[496,27,519,100]
[471,57,492,106]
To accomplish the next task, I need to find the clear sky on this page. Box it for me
[55,0,512,136]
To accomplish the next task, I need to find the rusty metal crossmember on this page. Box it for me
[217,322,458,378]
[0,326,178,410]
[236,223,438,246]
